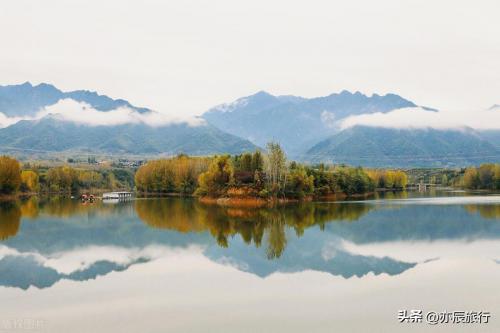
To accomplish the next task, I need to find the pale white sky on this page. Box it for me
[1,0,499,117]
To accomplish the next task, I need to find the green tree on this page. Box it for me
[251,150,264,172]
[265,142,287,196]
[286,165,314,198]
[46,166,78,193]
[240,153,253,172]
[333,166,374,195]
[441,174,448,186]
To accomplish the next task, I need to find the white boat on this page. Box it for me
[102,192,133,200]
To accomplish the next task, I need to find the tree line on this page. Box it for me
[0,156,134,196]
[134,155,210,195]
[406,164,500,189]
[463,164,500,190]
[135,143,410,199]
[1,146,417,199]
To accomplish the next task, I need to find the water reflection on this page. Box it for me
[464,204,500,219]
[0,201,21,240]
[1,195,499,247]
[135,199,372,258]
[0,254,149,290]
[0,194,499,289]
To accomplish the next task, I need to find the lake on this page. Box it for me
[1,191,499,332]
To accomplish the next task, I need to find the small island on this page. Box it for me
[1,142,499,207]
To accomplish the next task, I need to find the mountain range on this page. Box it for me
[0,82,256,156]
[0,81,151,117]
[305,126,499,167]
[202,90,420,155]
[0,82,498,166]
[0,116,256,156]
[202,90,499,166]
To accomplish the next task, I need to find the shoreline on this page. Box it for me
[198,196,312,208]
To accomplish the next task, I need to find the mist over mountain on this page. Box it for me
[202,90,418,155]
[0,83,256,156]
[0,82,498,166]
[0,116,256,156]
[305,126,500,167]
[203,91,499,166]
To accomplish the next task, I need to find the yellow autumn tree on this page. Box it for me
[135,156,210,194]
[463,167,480,189]
[195,155,234,197]
[21,170,40,192]
[0,156,22,194]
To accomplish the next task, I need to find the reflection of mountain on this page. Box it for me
[2,197,500,252]
[0,254,149,289]
[323,203,500,243]
[1,196,500,288]
[205,231,417,278]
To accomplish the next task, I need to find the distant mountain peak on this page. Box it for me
[489,104,500,110]
[252,90,274,97]
[35,82,57,89]
[0,82,150,117]
[203,89,420,156]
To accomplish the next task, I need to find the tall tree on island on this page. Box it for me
[265,142,287,196]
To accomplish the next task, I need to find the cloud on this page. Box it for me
[0,99,205,128]
[0,113,26,128]
[320,110,336,128]
[340,106,500,130]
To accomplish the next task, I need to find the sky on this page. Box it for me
[1,0,499,118]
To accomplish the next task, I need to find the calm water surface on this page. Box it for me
[1,191,499,332]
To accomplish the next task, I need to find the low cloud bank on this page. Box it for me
[1,99,499,131]
[0,113,25,128]
[0,99,205,128]
[340,106,500,130]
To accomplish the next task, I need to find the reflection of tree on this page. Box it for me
[40,197,100,217]
[34,197,123,218]
[19,197,39,219]
[376,191,409,200]
[266,214,287,259]
[135,199,207,232]
[135,199,373,258]
[0,202,21,240]
[464,204,500,219]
